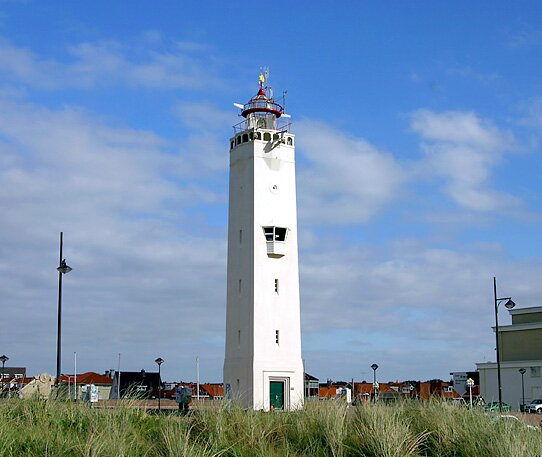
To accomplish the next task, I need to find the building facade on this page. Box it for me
[477,306,542,410]
[223,75,304,411]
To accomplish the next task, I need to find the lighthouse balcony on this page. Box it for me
[233,118,292,135]
[266,240,286,257]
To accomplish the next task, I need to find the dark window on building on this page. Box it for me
[275,227,287,241]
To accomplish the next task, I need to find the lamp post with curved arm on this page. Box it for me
[494,277,516,413]
[56,232,72,387]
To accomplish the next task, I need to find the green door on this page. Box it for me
[270,381,284,410]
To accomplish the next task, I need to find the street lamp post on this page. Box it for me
[493,277,516,413]
[155,357,164,413]
[466,378,474,408]
[371,363,379,402]
[0,355,8,396]
[519,368,526,412]
[56,232,72,386]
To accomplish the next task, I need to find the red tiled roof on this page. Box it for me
[201,383,224,398]
[319,386,337,398]
[60,372,112,385]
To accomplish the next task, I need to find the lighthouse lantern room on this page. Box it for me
[223,72,304,411]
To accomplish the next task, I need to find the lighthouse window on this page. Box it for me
[249,132,254,140]
[238,279,242,294]
[236,136,241,145]
[263,226,288,242]
[263,227,274,241]
[242,133,248,143]
[274,227,287,242]
[230,140,234,149]
[274,279,279,294]
[273,133,279,141]
[255,132,261,140]
[287,137,293,146]
[275,330,280,344]
[263,132,271,141]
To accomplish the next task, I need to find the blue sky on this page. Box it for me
[1,1,542,384]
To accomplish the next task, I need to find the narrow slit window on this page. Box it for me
[239,229,242,245]
[238,279,242,294]
[274,279,279,294]
[238,330,241,347]
[275,330,280,344]
[242,133,248,143]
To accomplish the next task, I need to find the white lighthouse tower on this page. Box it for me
[223,73,304,411]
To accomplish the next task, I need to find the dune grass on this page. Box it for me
[0,398,541,456]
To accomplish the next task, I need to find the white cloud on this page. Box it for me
[0,38,218,90]
[296,120,404,224]
[411,109,518,211]
[0,98,228,378]
[299,236,542,380]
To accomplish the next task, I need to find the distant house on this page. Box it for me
[1,367,26,380]
[59,372,112,400]
[162,383,224,401]
[109,369,161,399]
[304,373,319,400]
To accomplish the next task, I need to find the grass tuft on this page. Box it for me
[0,398,541,456]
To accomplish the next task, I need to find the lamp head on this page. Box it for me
[57,259,72,274]
[519,368,526,375]
[155,357,164,366]
[504,299,516,310]
[0,355,8,364]
[371,364,379,371]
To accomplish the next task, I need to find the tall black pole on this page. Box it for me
[0,357,6,395]
[56,232,63,386]
[494,277,503,413]
[158,363,161,412]
[520,369,525,411]
[371,363,378,403]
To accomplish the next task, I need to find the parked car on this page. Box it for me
[484,401,512,412]
[525,399,542,414]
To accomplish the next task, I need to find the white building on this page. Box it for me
[477,306,542,410]
[223,75,304,411]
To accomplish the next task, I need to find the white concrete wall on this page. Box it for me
[224,129,304,410]
[477,360,542,410]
